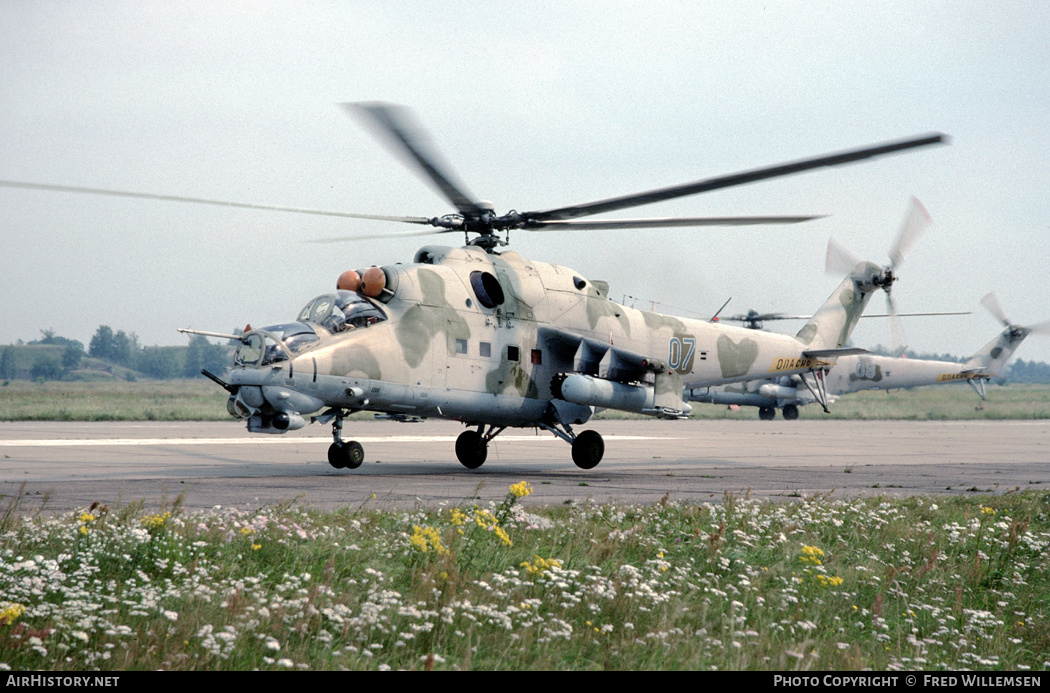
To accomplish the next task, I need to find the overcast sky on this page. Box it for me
[2,1,1049,365]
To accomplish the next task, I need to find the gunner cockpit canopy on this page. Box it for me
[297,290,387,334]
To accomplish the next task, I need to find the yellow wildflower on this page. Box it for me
[520,556,562,577]
[799,545,825,566]
[510,481,533,498]
[410,525,448,556]
[240,526,255,536]
[141,512,172,532]
[0,603,26,626]
[815,574,844,588]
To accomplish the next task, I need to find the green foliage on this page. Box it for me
[183,334,228,378]
[30,354,62,381]
[30,329,84,351]
[1005,359,1050,384]
[0,347,14,380]
[88,326,135,367]
[136,347,183,380]
[2,490,1049,670]
[60,344,83,371]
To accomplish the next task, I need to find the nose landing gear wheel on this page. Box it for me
[456,430,488,469]
[329,440,364,469]
[758,406,776,421]
[571,430,604,469]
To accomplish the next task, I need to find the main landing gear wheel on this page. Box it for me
[328,440,364,469]
[456,430,488,469]
[758,406,776,421]
[571,430,604,470]
[782,404,800,420]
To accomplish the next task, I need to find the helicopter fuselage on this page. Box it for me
[223,243,880,459]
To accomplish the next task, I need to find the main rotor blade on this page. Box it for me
[862,311,970,318]
[308,227,461,243]
[526,133,949,222]
[0,179,432,224]
[525,215,823,231]
[347,102,485,219]
[888,196,932,269]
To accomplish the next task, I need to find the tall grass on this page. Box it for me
[2,485,1048,670]
[3,381,1049,423]
[0,380,229,421]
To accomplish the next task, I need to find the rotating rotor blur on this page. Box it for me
[0,102,948,252]
[980,292,1050,341]
[824,196,933,354]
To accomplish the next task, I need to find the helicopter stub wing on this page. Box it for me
[539,326,653,383]
[539,326,688,417]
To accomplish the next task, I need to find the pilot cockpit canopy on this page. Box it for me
[297,290,387,334]
[234,322,318,367]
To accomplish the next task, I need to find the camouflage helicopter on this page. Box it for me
[0,104,947,470]
[697,291,1047,419]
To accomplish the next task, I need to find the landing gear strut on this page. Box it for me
[455,425,506,469]
[327,410,364,469]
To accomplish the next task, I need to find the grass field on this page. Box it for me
[3,382,1049,670]
[1,484,1047,671]
[2,379,1049,422]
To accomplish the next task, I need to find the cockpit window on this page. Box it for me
[235,333,264,366]
[298,290,386,334]
[235,323,318,367]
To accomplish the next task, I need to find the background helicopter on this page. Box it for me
[0,104,947,469]
[696,292,1046,419]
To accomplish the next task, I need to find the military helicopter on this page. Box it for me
[0,104,948,469]
[696,291,1047,419]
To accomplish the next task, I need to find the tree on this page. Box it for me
[184,334,228,378]
[0,347,14,380]
[31,355,62,381]
[111,330,132,367]
[89,326,133,366]
[137,348,181,379]
[89,326,115,361]
[61,344,83,371]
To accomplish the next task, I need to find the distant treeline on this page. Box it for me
[4,328,1050,383]
[1,327,230,382]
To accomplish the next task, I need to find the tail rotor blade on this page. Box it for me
[887,293,906,355]
[888,196,932,269]
[1025,320,1050,336]
[980,292,1011,328]
[826,237,862,276]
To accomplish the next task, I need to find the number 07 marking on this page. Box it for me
[668,336,696,373]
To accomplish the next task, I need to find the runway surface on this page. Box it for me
[1,419,1048,514]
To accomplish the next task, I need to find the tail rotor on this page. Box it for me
[825,197,932,353]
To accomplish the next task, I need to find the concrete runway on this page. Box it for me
[1,419,1048,515]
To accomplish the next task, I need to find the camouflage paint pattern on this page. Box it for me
[224,244,888,430]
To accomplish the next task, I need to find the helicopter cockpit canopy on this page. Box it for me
[297,290,387,334]
[235,322,320,367]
